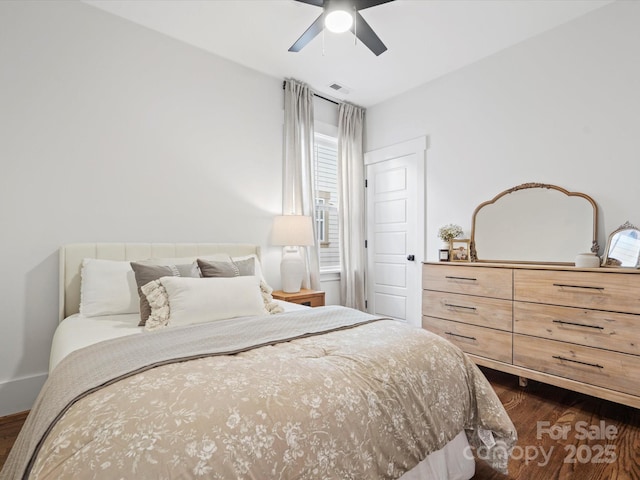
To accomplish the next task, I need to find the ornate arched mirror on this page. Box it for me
[470,183,598,264]
[602,221,640,267]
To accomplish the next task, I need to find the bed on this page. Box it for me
[1,243,517,480]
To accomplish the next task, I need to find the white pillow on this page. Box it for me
[158,275,267,328]
[80,259,140,317]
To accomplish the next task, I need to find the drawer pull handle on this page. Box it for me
[552,283,605,291]
[552,320,604,330]
[445,331,477,341]
[444,303,477,311]
[445,276,477,281]
[552,355,604,369]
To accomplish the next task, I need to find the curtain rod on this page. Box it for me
[282,81,339,106]
[314,93,339,106]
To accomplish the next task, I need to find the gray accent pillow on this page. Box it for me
[197,257,255,278]
[130,262,200,326]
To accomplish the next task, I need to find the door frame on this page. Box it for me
[364,136,427,324]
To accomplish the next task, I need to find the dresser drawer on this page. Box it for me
[423,316,513,363]
[423,290,512,331]
[514,269,640,314]
[423,265,512,300]
[514,302,640,356]
[514,334,640,396]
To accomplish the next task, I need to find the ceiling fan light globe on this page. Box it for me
[325,10,353,33]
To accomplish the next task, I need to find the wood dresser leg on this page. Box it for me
[519,376,529,387]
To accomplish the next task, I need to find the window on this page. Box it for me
[314,133,340,271]
[315,193,330,244]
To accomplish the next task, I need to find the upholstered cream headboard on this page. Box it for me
[59,243,261,322]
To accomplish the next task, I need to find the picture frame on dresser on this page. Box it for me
[450,239,470,262]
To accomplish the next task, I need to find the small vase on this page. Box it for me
[575,252,600,268]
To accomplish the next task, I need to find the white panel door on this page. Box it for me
[365,137,425,325]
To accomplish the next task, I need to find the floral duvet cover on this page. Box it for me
[1,306,516,479]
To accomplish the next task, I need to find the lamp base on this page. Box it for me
[281,248,304,293]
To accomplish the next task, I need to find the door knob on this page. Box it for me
[407,255,415,261]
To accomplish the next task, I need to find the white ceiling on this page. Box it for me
[83,0,613,107]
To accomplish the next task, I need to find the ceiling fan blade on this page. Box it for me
[294,0,325,6]
[288,14,325,52]
[353,0,394,10]
[352,11,387,56]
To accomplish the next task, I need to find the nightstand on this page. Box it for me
[271,289,325,307]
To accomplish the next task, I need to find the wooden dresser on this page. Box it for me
[422,262,640,409]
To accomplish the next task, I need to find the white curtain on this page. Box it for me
[282,79,320,290]
[338,102,366,310]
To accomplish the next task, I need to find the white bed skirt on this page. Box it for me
[399,430,475,480]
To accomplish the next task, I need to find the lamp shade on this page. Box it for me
[272,215,315,246]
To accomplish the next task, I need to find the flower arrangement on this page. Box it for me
[438,224,464,243]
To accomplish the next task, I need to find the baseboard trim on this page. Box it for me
[0,373,47,417]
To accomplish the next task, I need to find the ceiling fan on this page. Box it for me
[289,0,394,57]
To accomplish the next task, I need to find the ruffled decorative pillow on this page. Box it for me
[140,280,170,331]
[260,280,284,314]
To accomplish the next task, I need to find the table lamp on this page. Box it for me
[272,215,315,293]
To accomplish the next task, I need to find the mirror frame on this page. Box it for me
[602,221,640,268]
[470,182,599,264]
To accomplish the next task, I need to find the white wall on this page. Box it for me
[0,1,286,415]
[366,1,640,262]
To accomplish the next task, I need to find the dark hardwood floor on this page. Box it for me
[0,410,28,472]
[1,368,638,478]
[474,367,640,480]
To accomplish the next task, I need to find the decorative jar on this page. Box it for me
[575,252,600,268]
